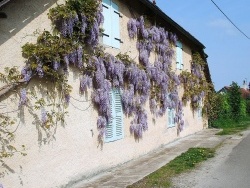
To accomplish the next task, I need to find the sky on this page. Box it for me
[156,0,250,91]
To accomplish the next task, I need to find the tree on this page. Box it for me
[228,82,242,121]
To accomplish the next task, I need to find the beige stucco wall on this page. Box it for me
[0,0,207,188]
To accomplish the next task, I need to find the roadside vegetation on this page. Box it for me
[208,82,250,135]
[127,147,215,188]
[128,82,249,188]
[128,148,215,188]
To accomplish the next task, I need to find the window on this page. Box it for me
[197,101,202,118]
[102,0,122,49]
[168,108,175,128]
[105,88,124,142]
[176,41,183,70]
[167,94,175,128]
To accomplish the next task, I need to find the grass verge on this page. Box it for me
[214,117,250,135]
[127,147,215,188]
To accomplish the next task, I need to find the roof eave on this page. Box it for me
[0,0,10,8]
[138,0,205,49]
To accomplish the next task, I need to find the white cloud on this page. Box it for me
[208,18,237,36]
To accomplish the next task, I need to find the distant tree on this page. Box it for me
[246,99,250,115]
[228,82,242,121]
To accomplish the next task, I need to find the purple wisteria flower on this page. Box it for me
[21,66,32,82]
[80,75,92,93]
[65,94,70,104]
[127,18,137,38]
[97,116,107,129]
[80,14,88,34]
[36,63,44,78]
[87,20,99,46]
[77,45,83,68]
[41,108,47,125]
[19,88,27,106]
[96,4,104,25]
[54,13,79,37]
[69,50,78,66]
[53,61,60,71]
[64,55,70,66]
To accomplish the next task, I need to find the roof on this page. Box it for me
[138,0,205,49]
[136,0,212,85]
[218,86,250,99]
[0,0,205,50]
[240,88,250,99]
[0,0,10,7]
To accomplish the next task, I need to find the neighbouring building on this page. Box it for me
[0,0,211,187]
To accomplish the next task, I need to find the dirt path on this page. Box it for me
[171,130,250,188]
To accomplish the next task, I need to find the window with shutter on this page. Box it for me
[176,41,183,70]
[168,108,175,128]
[197,100,202,118]
[102,0,112,46]
[102,0,122,49]
[105,88,124,142]
[167,94,175,128]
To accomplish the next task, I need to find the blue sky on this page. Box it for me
[156,0,250,91]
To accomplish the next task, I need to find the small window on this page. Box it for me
[176,41,183,70]
[168,108,175,128]
[105,88,124,142]
[197,101,202,118]
[167,94,175,128]
[102,0,122,49]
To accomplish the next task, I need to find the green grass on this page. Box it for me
[214,116,250,135]
[127,148,215,188]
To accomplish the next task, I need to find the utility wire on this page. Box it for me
[210,0,250,39]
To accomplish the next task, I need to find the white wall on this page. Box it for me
[0,0,206,187]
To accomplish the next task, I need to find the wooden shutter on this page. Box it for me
[105,89,124,142]
[168,108,175,128]
[111,1,121,49]
[105,90,114,142]
[168,108,172,126]
[171,110,175,125]
[113,89,124,139]
[102,0,112,46]
[198,101,202,118]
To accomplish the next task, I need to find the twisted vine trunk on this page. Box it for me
[0,79,25,97]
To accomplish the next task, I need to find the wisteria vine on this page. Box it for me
[8,0,208,145]
[180,52,208,113]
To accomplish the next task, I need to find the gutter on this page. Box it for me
[0,0,10,7]
[138,0,205,49]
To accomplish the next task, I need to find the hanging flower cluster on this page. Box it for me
[127,16,184,136]
[180,52,208,111]
[48,0,103,46]
[21,0,103,128]
[19,0,202,142]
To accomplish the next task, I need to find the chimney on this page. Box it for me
[243,80,247,90]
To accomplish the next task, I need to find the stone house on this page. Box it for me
[0,0,211,187]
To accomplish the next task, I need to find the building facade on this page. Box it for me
[0,0,210,187]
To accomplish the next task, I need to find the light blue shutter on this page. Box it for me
[168,108,175,128]
[198,101,202,118]
[111,2,120,49]
[105,89,124,142]
[168,109,172,126]
[113,89,124,139]
[102,0,112,46]
[176,41,183,69]
[105,90,114,142]
[171,110,175,125]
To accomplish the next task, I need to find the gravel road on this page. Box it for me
[171,130,250,188]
